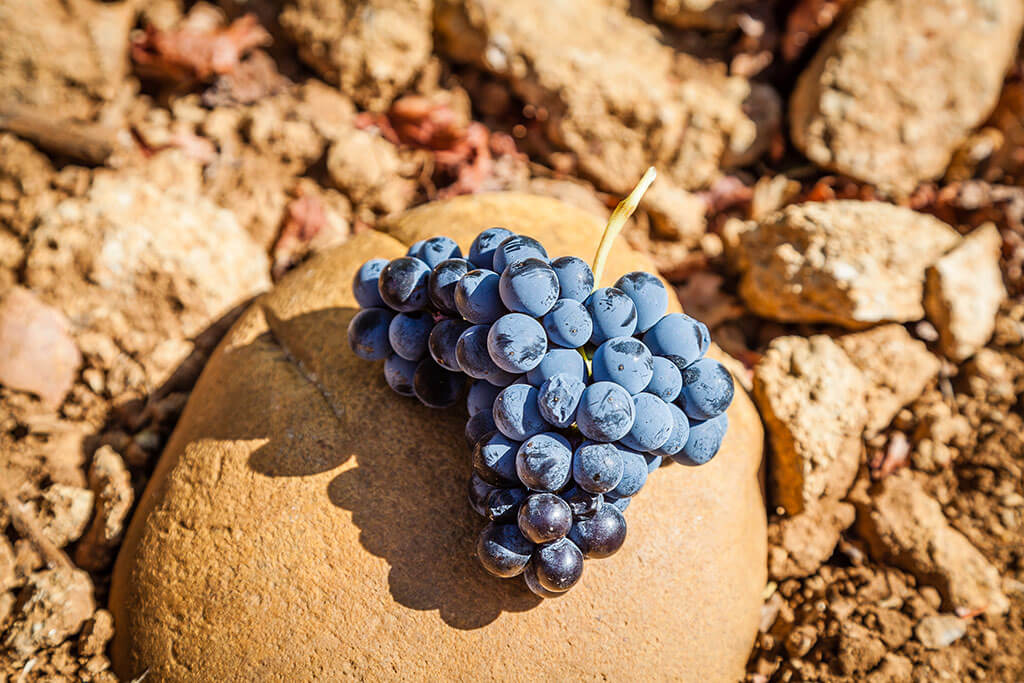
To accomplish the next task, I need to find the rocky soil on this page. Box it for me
[0,1,1022,681]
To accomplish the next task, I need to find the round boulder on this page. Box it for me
[111,193,766,680]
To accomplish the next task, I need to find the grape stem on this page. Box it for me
[591,166,657,287]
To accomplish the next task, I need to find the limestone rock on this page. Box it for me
[0,0,134,120]
[433,0,763,194]
[767,498,855,580]
[0,287,81,408]
[736,201,962,328]
[754,334,867,515]
[838,325,941,436]
[111,194,767,681]
[24,172,271,390]
[326,128,416,214]
[75,447,134,572]
[790,0,1024,195]
[915,614,967,649]
[855,473,1009,615]
[37,485,94,548]
[280,0,433,111]
[924,223,1007,362]
[3,568,95,658]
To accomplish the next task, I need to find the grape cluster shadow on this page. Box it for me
[247,305,541,629]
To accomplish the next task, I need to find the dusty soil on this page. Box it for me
[0,1,1022,681]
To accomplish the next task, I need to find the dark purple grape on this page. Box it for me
[568,504,627,559]
[412,358,464,408]
[517,493,572,543]
[477,523,533,578]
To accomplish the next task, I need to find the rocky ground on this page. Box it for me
[0,0,1022,681]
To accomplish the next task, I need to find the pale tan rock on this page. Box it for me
[78,609,115,657]
[326,128,416,215]
[837,620,886,675]
[754,334,868,515]
[642,182,707,245]
[924,223,1007,362]
[111,194,766,681]
[0,0,134,120]
[915,614,967,649]
[767,498,855,580]
[0,287,82,408]
[37,484,94,549]
[434,0,762,194]
[24,172,271,389]
[838,325,941,437]
[855,473,1009,615]
[790,0,1024,195]
[737,201,962,328]
[75,447,134,572]
[280,0,433,111]
[3,568,95,657]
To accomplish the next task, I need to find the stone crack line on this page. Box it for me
[259,303,347,429]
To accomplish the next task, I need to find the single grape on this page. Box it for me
[455,269,506,324]
[619,393,673,452]
[645,454,663,472]
[559,486,603,518]
[485,486,528,522]
[412,358,464,408]
[516,432,573,492]
[523,560,567,599]
[468,472,496,517]
[584,287,637,344]
[353,258,388,308]
[542,299,593,349]
[652,403,690,457]
[572,441,624,494]
[575,381,635,442]
[428,319,470,371]
[536,374,585,429]
[531,537,584,592]
[606,495,631,513]
[477,523,533,578]
[610,446,648,498]
[383,354,417,396]
[456,325,518,387]
[468,227,515,270]
[408,235,462,268]
[550,256,594,302]
[614,271,668,333]
[590,337,654,395]
[499,258,560,317]
[472,431,521,486]
[347,308,396,360]
[465,410,497,447]
[526,348,587,386]
[428,258,471,316]
[492,234,548,273]
[675,413,728,466]
[645,355,683,403]
[406,239,426,257]
[467,380,501,417]
[677,357,735,420]
[493,383,549,440]
[487,313,547,374]
[378,257,431,312]
[568,504,627,559]
[518,493,573,543]
[643,313,709,366]
[388,310,434,361]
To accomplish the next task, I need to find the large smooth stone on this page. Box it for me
[111,193,766,681]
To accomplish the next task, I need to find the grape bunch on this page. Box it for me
[348,227,734,598]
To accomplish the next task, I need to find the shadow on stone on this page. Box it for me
[245,305,541,629]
